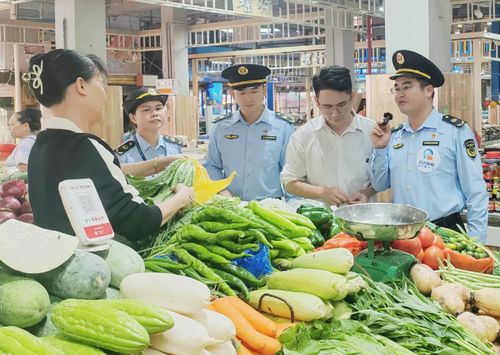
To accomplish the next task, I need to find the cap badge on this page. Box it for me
[396,52,405,65]
[238,66,249,75]
[148,88,158,95]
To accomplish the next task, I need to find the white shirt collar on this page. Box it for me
[313,110,361,136]
[44,117,83,133]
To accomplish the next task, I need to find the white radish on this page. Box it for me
[190,309,236,342]
[207,341,237,355]
[120,273,210,315]
[150,311,223,355]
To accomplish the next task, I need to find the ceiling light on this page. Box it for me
[487,22,492,26]
[378,6,383,12]
[474,8,484,19]
[457,24,462,28]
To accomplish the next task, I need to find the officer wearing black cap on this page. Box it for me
[115,87,183,166]
[204,64,295,201]
[369,49,488,242]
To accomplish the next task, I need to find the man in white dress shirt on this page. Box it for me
[280,65,376,205]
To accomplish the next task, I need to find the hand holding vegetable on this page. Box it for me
[173,184,194,207]
[348,191,369,204]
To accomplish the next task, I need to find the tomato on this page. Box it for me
[432,235,445,250]
[415,249,425,261]
[391,238,423,256]
[417,227,435,249]
[422,246,445,270]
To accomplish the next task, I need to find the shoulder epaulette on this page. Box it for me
[442,114,465,128]
[114,140,135,155]
[275,112,294,124]
[163,135,183,146]
[212,113,232,124]
[391,123,404,133]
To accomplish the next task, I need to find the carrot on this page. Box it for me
[275,322,295,338]
[241,341,267,355]
[206,303,217,311]
[227,296,277,337]
[238,343,254,355]
[213,298,281,355]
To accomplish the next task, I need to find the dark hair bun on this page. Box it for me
[25,49,106,107]
[16,107,42,132]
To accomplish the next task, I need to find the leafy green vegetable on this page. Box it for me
[350,277,495,355]
[279,319,416,355]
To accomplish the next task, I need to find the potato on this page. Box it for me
[431,285,466,315]
[457,312,489,343]
[410,264,441,295]
[478,315,500,342]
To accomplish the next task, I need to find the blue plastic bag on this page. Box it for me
[232,243,273,278]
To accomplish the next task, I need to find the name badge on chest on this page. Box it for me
[261,135,277,140]
[416,147,440,173]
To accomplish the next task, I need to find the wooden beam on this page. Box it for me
[188,44,325,59]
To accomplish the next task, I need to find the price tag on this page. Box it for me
[58,179,114,246]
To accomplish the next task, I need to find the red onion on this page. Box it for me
[1,181,24,200]
[17,213,34,224]
[19,200,32,215]
[0,210,16,224]
[0,196,22,214]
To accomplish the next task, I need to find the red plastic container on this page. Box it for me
[0,144,16,160]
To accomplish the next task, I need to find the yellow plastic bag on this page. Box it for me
[192,160,236,203]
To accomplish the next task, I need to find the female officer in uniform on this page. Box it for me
[369,49,488,242]
[25,49,193,243]
[115,87,183,167]
[203,64,294,201]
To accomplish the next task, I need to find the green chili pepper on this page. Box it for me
[271,208,316,230]
[181,243,231,265]
[214,263,265,288]
[197,221,250,233]
[192,206,250,224]
[214,230,245,242]
[293,237,315,251]
[243,229,272,248]
[171,248,236,296]
[143,257,191,270]
[235,208,286,239]
[269,248,280,259]
[217,240,258,253]
[144,261,186,276]
[174,224,215,243]
[247,201,298,232]
[271,239,301,253]
[182,267,220,285]
[204,245,249,259]
[211,269,250,300]
[286,225,314,239]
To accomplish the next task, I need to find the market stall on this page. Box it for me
[0,160,499,354]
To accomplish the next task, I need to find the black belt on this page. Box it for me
[432,212,465,232]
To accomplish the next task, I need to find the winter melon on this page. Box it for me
[98,287,123,300]
[36,251,111,300]
[26,300,60,337]
[105,239,145,288]
[0,270,50,328]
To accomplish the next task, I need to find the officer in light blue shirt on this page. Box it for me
[204,64,295,201]
[114,87,183,164]
[370,50,488,242]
